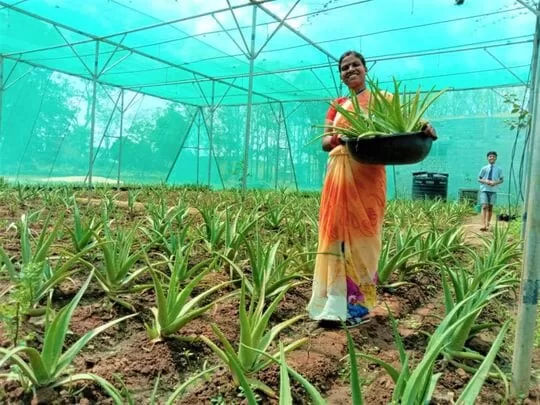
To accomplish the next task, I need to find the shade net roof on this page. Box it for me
[1,0,536,105]
[0,1,535,202]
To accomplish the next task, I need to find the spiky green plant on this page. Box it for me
[0,213,93,315]
[440,262,517,359]
[196,205,227,252]
[455,321,510,404]
[222,238,306,300]
[377,226,428,285]
[0,272,135,401]
[223,207,260,261]
[250,343,326,405]
[351,296,485,404]
[144,253,235,341]
[327,77,447,139]
[94,222,149,295]
[67,200,101,252]
[201,281,307,396]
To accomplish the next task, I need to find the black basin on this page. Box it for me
[342,131,433,165]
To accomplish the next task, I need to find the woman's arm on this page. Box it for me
[322,98,347,152]
[322,118,339,151]
[421,122,437,139]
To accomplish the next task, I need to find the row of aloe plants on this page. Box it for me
[0,184,521,403]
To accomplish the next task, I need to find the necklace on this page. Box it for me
[355,87,366,94]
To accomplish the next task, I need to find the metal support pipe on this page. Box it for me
[255,3,337,63]
[253,0,300,59]
[483,48,527,86]
[511,4,540,398]
[85,91,122,178]
[208,82,215,186]
[280,103,299,191]
[2,58,33,91]
[521,10,540,234]
[88,41,99,188]
[0,56,4,163]
[241,6,257,193]
[517,0,540,16]
[116,90,124,188]
[0,2,280,105]
[196,108,201,185]
[199,104,225,189]
[274,105,282,190]
[165,110,198,183]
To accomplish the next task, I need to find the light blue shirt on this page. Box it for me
[478,164,503,192]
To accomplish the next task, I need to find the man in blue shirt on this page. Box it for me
[478,151,504,231]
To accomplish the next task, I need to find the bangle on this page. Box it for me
[329,135,341,149]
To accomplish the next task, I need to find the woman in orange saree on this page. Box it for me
[307,51,384,326]
[307,51,437,326]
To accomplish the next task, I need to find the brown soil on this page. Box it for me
[0,196,537,404]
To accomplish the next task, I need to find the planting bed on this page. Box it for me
[0,186,538,404]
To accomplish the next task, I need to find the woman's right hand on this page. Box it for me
[322,134,341,151]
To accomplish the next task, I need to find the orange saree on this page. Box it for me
[307,91,386,323]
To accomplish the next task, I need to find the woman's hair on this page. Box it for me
[338,51,367,70]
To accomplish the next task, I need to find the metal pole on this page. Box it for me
[208,82,215,186]
[242,6,257,193]
[254,3,337,63]
[280,103,299,191]
[116,89,124,188]
[88,40,99,188]
[196,109,202,185]
[0,56,4,167]
[165,110,198,183]
[511,8,540,397]
[521,11,540,237]
[199,106,225,189]
[274,106,281,190]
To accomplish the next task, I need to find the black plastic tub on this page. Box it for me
[342,131,433,165]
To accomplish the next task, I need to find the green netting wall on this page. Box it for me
[0,60,528,201]
[0,0,535,202]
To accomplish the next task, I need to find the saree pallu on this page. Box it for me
[307,93,386,321]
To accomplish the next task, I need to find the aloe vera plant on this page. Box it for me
[201,281,307,396]
[473,224,522,270]
[68,200,101,252]
[0,213,93,314]
[142,200,188,247]
[328,77,447,139]
[250,343,326,405]
[0,272,135,401]
[455,321,510,404]
[222,238,305,300]
[94,222,149,295]
[223,207,260,261]
[440,263,517,357]
[377,226,428,285]
[196,204,227,252]
[351,296,485,404]
[408,225,465,264]
[144,253,235,341]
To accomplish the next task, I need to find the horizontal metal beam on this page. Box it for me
[101,0,274,40]
[119,38,531,90]
[0,55,203,107]
[0,1,278,103]
[217,82,528,107]
[254,2,337,62]
[516,0,540,16]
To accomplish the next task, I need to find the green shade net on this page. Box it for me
[0,0,534,203]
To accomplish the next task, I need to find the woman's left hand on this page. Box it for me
[422,122,437,139]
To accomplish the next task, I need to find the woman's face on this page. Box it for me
[340,54,366,91]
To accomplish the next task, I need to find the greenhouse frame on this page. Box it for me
[0,0,537,200]
[1,0,540,400]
